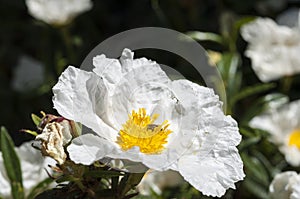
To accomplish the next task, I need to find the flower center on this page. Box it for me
[116,108,172,154]
[288,129,300,149]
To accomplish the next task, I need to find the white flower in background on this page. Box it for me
[137,170,183,195]
[250,100,300,166]
[0,142,53,199]
[277,8,300,28]
[52,48,245,197]
[12,55,44,92]
[25,0,93,26]
[269,171,300,199]
[241,15,300,82]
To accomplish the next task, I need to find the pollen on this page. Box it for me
[116,108,172,154]
[288,129,300,149]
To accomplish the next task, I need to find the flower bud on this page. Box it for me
[36,114,81,164]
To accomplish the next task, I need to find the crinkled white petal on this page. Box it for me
[0,141,52,199]
[26,0,93,25]
[52,66,117,141]
[171,80,244,197]
[94,49,171,130]
[178,150,242,197]
[241,17,300,82]
[250,100,300,166]
[67,134,115,165]
[93,54,123,90]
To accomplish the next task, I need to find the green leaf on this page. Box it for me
[239,137,260,151]
[31,114,42,127]
[217,52,242,113]
[186,31,224,44]
[242,153,269,187]
[255,151,279,177]
[55,175,76,184]
[27,178,54,199]
[241,93,288,123]
[21,130,38,137]
[243,178,269,199]
[34,189,70,199]
[231,83,276,105]
[217,53,241,95]
[83,170,124,178]
[0,127,24,199]
[218,53,239,80]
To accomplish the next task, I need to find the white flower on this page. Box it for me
[241,16,300,82]
[12,55,44,92]
[250,100,300,166]
[0,141,53,199]
[52,48,245,197]
[269,171,300,199]
[277,8,300,28]
[25,0,93,26]
[137,170,183,195]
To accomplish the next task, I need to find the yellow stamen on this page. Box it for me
[288,129,300,149]
[116,108,172,154]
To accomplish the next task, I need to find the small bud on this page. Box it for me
[38,114,59,132]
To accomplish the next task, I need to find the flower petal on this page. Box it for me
[270,171,300,199]
[170,80,244,197]
[106,55,171,129]
[93,54,122,89]
[67,134,115,165]
[178,148,244,197]
[52,66,117,141]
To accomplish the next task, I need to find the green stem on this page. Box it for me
[60,26,76,65]
[151,0,169,27]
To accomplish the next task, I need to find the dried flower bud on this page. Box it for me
[38,114,59,132]
[36,116,81,165]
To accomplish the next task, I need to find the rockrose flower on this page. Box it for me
[0,142,53,198]
[25,0,93,26]
[269,171,300,199]
[52,48,245,197]
[250,100,300,166]
[241,16,300,82]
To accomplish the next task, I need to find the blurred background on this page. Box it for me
[2,0,297,144]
